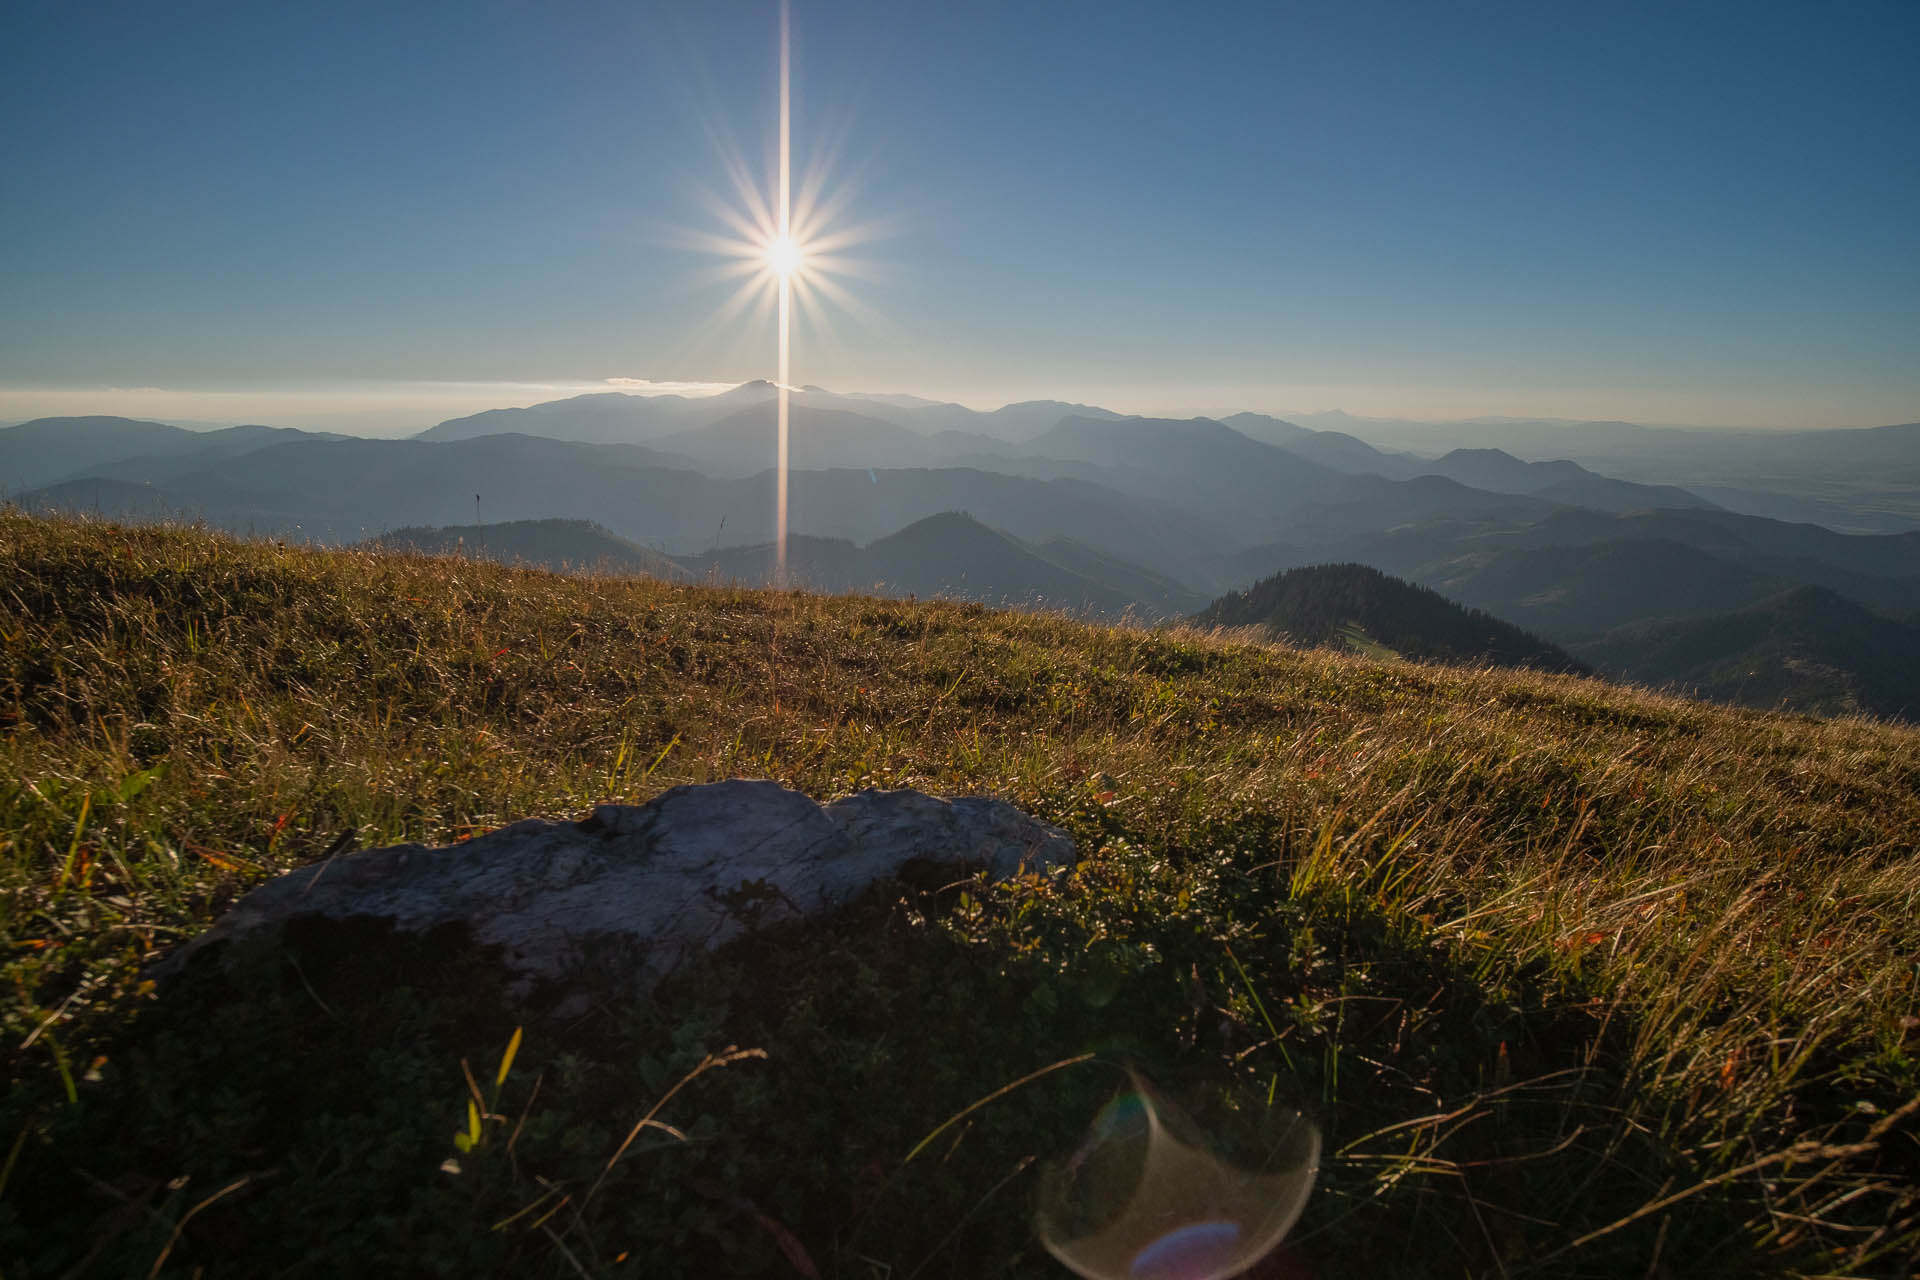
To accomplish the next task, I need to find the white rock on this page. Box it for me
[157,780,1074,986]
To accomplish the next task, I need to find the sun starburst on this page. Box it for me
[666,1,891,584]
[764,234,805,282]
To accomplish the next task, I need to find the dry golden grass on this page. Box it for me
[2,510,1916,1276]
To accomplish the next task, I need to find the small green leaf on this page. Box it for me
[113,763,167,805]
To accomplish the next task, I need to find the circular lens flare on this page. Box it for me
[1037,1075,1320,1280]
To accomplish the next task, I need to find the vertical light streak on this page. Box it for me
[774,0,791,586]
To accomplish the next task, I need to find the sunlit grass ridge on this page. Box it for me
[1,510,1916,1276]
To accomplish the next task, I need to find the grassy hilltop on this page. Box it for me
[2,510,1917,1278]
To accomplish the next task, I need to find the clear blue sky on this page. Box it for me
[3,0,1916,429]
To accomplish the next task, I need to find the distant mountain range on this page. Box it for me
[365,519,691,582]
[654,405,943,476]
[679,511,1202,620]
[5,387,1916,722]
[0,416,346,491]
[359,513,1201,621]
[1273,411,1920,532]
[1192,563,1586,674]
[415,381,1126,448]
[1412,448,1717,513]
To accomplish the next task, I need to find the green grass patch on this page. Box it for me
[1336,623,1402,662]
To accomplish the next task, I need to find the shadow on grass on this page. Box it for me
[0,837,1836,1278]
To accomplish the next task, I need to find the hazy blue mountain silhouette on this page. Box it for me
[415,385,773,445]
[1417,448,1717,512]
[680,533,867,592]
[1210,428,1720,514]
[1280,412,1920,529]
[1026,536,1209,618]
[676,511,1194,620]
[409,383,1917,529]
[416,385,1126,447]
[15,476,177,520]
[896,398,1126,440]
[823,388,950,410]
[1291,411,1920,473]
[363,518,691,581]
[655,405,939,475]
[0,416,339,491]
[1682,484,1918,534]
[1020,415,1588,547]
[865,512,1142,615]
[1027,415,1335,502]
[1220,412,1427,478]
[1269,473,1556,546]
[27,409,1913,621]
[1486,508,1920,591]
[16,432,1231,587]
[779,468,1228,588]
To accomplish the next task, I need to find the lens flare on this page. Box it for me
[1037,1076,1319,1280]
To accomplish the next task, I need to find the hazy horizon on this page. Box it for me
[1,377,1912,438]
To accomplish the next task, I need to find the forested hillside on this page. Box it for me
[1192,562,1586,673]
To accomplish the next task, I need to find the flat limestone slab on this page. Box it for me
[157,780,1075,986]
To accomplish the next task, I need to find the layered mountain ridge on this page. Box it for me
[6,387,1915,719]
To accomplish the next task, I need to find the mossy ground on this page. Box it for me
[2,511,1916,1277]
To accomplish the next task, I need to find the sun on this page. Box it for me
[763,233,806,282]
